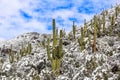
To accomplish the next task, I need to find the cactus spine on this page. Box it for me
[72,21,76,39]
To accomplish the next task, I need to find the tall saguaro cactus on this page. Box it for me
[9,44,14,63]
[110,15,115,36]
[93,16,97,52]
[46,38,51,60]
[84,19,87,36]
[72,21,76,39]
[27,42,32,54]
[102,12,106,34]
[115,6,119,18]
[78,27,86,51]
[52,19,58,47]
[58,30,63,58]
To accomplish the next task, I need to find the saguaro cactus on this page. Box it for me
[72,21,76,39]
[84,19,87,36]
[58,30,63,58]
[53,19,58,47]
[9,44,14,63]
[110,15,115,36]
[93,16,97,52]
[46,38,51,60]
[27,42,32,54]
[78,27,86,51]
[115,6,119,18]
[102,12,106,33]
[88,29,92,46]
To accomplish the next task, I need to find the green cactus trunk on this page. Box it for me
[93,16,97,52]
[84,19,87,36]
[72,21,76,39]
[102,12,106,34]
[47,38,51,60]
[58,30,63,58]
[27,42,32,54]
[9,44,14,63]
[109,15,115,36]
[88,29,92,46]
[53,19,58,48]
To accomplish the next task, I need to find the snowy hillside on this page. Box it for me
[0,5,120,80]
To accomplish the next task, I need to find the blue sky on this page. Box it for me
[0,0,120,40]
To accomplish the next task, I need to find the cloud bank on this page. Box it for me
[0,0,120,40]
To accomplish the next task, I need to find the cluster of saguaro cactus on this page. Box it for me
[20,42,32,57]
[46,19,64,76]
[72,21,76,39]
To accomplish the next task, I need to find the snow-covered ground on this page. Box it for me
[0,5,120,80]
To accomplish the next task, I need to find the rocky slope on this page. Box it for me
[0,5,120,80]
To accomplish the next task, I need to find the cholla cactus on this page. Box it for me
[72,21,76,39]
